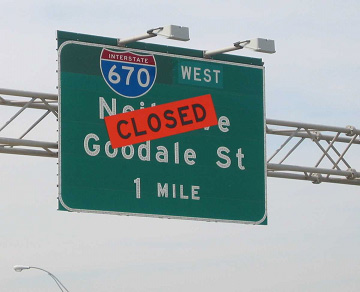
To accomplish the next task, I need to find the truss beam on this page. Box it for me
[267,118,360,186]
[267,172,360,186]
[0,99,58,111]
[0,137,57,149]
[0,88,58,100]
[267,119,359,135]
[268,163,360,180]
[0,146,57,158]
[0,88,359,186]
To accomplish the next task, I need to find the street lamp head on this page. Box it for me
[152,25,190,41]
[242,38,276,54]
[13,265,69,291]
[14,265,30,272]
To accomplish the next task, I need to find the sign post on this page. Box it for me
[57,31,267,224]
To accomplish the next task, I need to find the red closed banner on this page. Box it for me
[105,94,218,148]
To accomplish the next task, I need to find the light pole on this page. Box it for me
[14,265,69,292]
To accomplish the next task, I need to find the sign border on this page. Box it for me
[58,40,267,225]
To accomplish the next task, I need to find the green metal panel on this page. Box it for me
[58,31,267,224]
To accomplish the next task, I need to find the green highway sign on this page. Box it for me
[57,31,267,224]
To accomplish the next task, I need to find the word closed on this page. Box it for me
[104,94,218,148]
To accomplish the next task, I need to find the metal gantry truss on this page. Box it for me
[0,88,58,158]
[267,119,359,186]
[1,88,359,186]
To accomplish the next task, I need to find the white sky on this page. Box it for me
[0,1,359,291]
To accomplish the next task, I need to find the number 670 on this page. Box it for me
[108,65,150,88]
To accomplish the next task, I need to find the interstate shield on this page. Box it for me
[100,49,157,98]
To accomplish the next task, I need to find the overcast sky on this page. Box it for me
[1,1,359,291]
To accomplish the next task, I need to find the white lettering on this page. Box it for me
[194,67,201,81]
[181,66,192,80]
[179,185,188,199]
[157,183,169,198]
[137,68,150,87]
[157,183,201,200]
[138,141,150,161]
[174,142,179,164]
[218,116,230,132]
[84,134,100,156]
[122,65,134,85]
[236,148,245,170]
[203,69,211,82]
[82,136,198,166]
[203,116,231,132]
[156,146,168,163]
[105,141,117,158]
[121,145,134,159]
[184,149,196,165]
[123,105,135,113]
[216,146,231,168]
[213,70,221,83]
[191,186,200,200]
[99,97,116,119]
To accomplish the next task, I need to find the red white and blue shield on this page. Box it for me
[100,49,157,98]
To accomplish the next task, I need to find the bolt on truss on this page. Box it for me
[0,88,359,186]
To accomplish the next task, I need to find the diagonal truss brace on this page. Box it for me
[0,88,359,186]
